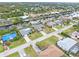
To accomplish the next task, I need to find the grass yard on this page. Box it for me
[55,25,63,29]
[0,45,4,53]
[28,32,43,40]
[24,45,37,57]
[62,27,75,35]
[7,52,20,57]
[36,36,58,50]
[9,38,26,49]
[43,26,55,34]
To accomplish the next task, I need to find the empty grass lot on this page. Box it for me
[36,36,58,50]
[7,52,20,57]
[24,45,37,57]
[28,32,43,40]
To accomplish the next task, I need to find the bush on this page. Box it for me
[61,32,70,37]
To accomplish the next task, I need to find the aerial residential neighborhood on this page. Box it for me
[0,2,79,57]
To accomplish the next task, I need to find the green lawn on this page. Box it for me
[63,27,75,35]
[7,52,20,57]
[0,45,4,53]
[43,26,55,33]
[55,25,63,29]
[24,45,37,57]
[36,36,58,50]
[9,38,26,49]
[28,32,43,40]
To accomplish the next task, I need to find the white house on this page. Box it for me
[20,16,29,19]
[57,38,79,54]
[19,28,32,36]
[70,12,79,18]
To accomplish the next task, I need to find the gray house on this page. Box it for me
[30,20,44,31]
[19,28,32,36]
[57,38,79,54]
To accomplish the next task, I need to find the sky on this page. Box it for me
[0,0,79,2]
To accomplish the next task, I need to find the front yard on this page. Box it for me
[9,38,26,49]
[36,36,58,50]
[28,32,43,40]
[24,45,37,57]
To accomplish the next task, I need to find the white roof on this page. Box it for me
[57,38,77,51]
[20,16,28,19]
[19,28,31,36]
[71,12,79,17]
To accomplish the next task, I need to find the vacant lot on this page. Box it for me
[36,36,58,50]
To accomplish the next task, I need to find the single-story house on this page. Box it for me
[47,21,56,27]
[55,20,63,25]
[19,28,32,36]
[20,15,29,22]
[39,45,64,57]
[32,24,44,31]
[70,31,79,39]
[30,20,44,31]
[30,20,40,25]
[0,19,12,26]
[2,32,16,42]
[57,38,79,54]
[70,12,79,18]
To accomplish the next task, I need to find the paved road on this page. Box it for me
[18,49,27,57]
[24,35,31,42]
[0,23,77,57]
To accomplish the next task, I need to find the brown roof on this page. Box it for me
[39,45,64,57]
